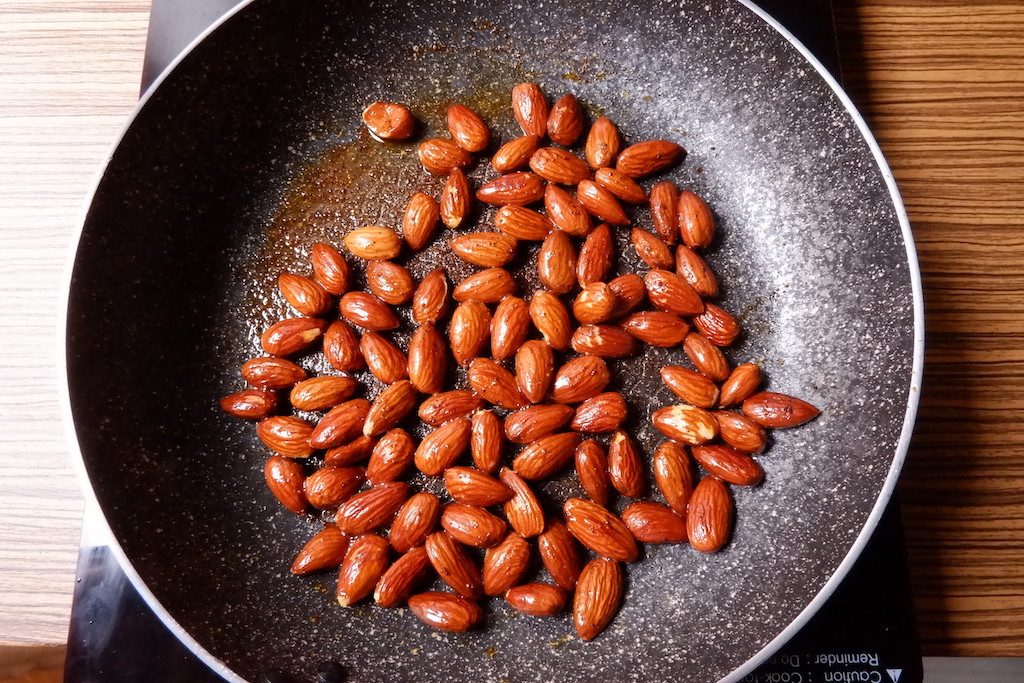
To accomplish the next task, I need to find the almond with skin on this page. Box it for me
[675,245,718,297]
[418,390,482,427]
[453,267,516,304]
[630,227,674,269]
[447,104,490,152]
[688,476,733,552]
[719,363,763,408]
[577,223,614,286]
[408,592,483,632]
[310,242,351,295]
[529,147,591,185]
[412,269,450,325]
[714,411,768,454]
[451,232,518,268]
[544,183,592,236]
[573,282,616,325]
[324,434,377,466]
[538,520,582,590]
[692,444,764,486]
[499,467,545,538]
[493,135,542,173]
[424,531,483,599]
[504,404,574,443]
[374,547,431,607]
[365,428,416,484]
[491,295,531,361]
[529,291,572,350]
[365,260,414,306]
[660,365,720,408]
[323,320,366,372]
[449,300,491,365]
[362,101,415,141]
[441,504,508,548]
[620,311,690,347]
[402,192,440,251]
[264,455,306,513]
[512,432,580,480]
[336,534,390,607]
[471,409,504,473]
[651,404,718,445]
[418,137,473,175]
[291,526,350,575]
[649,180,679,244]
[309,398,371,449]
[563,498,639,562]
[242,356,306,389]
[494,204,552,240]
[339,292,399,331]
[572,392,627,433]
[678,189,716,249]
[258,416,314,458]
[574,558,624,640]
[343,226,401,260]
[742,392,820,428]
[220,388,277,420]
[595,167,647,204]
[608,430,645,497]
[336,482,409,535]
[552,355,610,404]
[683,332,731,381]
[584,116,622,169]
[441,168,472,229]
[616,140,684,178]
[693,303,740,346]
[515,339,554,404]
[408,324,447,394]
[414,417,472,476]
[577,180,629,225]
[260,317,328,357]
[506,583,566,617]
[444,466,514,506]
[482,532,530,596]
[653,441,695,514]
[607,273,646,319]
[390,492,441,553]
[290,375,358,412]
[574,439,610,505]
[570,325,638,358]
[360,331,408,384]
[537,229,577,294]
[303,465,365,509]
[645,269,704,317]
[511,82,548,137]
[278,272,332,316]
[621,501,688,543]
[547,93,585,146]
[476,172,545,206]
[467,357,527,409]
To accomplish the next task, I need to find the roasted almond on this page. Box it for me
[278,272,332,316]
[687,476,733,553]
[620,311,690,347]
[714,411,767,454]
[660,365,720,408]
[444,466,514,506]
[425,531,483,599]
[449,300,491,366]
[693,303,740,346]
[577,223,614,287]
[499,467,545,538]
[309,398,371,449]
[290,375,358,412]
[544,183,592,237]
[418,137,473,175]
[530,147,591,185]
[630,227,674,269]
[467,357,528,410]
[414,417,472,476]
[606,273,645,319]
[412,268,450,325]
[242,356,306,389]
[652,441,695,514]
[563,498,638,562]
[683,332,731,381]
[365,260,414,306]
[453,267,516,304]
[608,430,645,497]
[303,465,365,509]
[692,443,764,486]
[291,526,350,575]
[360,331,408,384]
[324,434,377,467]
[477,172,545,206]
[512,432,580,479]
[451,231,518,268]
[537,229,577,294]
[552,354,610,403]
[440,168,472,229]
[570,325,638,358]
[595,167,647,204]
[257,416,314,458]
[402,192,440,251]
[538,520,582,591]
[577,180,629,225]
[574,439,610,505]
[470,409,504,473]
[742,391,820,428]
[529,291,572,350]
[408,591,483,632]
[408,324,447,394]
[584,116,622,169]
[506,583,566,617]
[323,320,366,372]
[309,242,350,296]
[339,292,399,331]
[678,189,715,249]
[616,140,684,178]
[264,455,306,513]
[491,295,531,361]
[494,204,552,240]
[362,101,415,141]
[365,428,416,484]
[260,317,328,357]
[374,546,431,607]
[572,282,617,325]
[390,492,441,553]
[363,380,417,437]
[515,339,555,403]
[675,245,718,297]
[483,532,531,596]
[505,404,574,444]
[649,181,679,244]
[441,503,508,548]
[644,269,704,317]
[719,363,763,408]
[336,482,409,535]
[573,557,624,640]
[418,390,482,427]
[220,388,277,420]
[511,82,548,137]
[343,226,401,260]
[572,392,627,433]
[651,404,718,445]
[492,135,542,173]
[621,501,688,543]
[336,534,390,607]
[447,103,490,152]
[547,93,585,146]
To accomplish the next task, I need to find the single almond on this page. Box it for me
[323,320,366,371]
[678,189,716,249]
[444,466,514,507]
[644,269,704,317]
[343,226,401,260]
[650,181,679,244]
[336,482,409,535]
[336,534,391,607]
[608,430,645,497]
[491,295,531,361]
[630,227,674,269]
[257,416,314,458]
[289,376,357,412]
[653,441,695,514]
[687,476,733,553]
[467,357,528,409]
[719,363,763,408]
[607,273,646,319]
[242,356,306,389]
[621,501,688,543]
[449,300,491,365]
[547,93,585,146]
[506,583,566,617]
[537,229,578,294]
[620,311,690,347]
[616,140,684,178]
[572,392,627,433]
[412,268,450,325]
[408,323,447,394]
[483,532,531,596]
[402,192,440,251]
[573,557,624,640]
[551,355,610,404]
[714,411,768,454]
[505,404,574,443]
[575,439,610,505]
[584,116,622,169]
[408,591,483,632]
[577,180,629,225]
[512,432,580,480]
[365,260,414,305]
[339,292,399,331]
[570,325,638,358]
[453,267,516,304]
[563,498,638,562]
[476,172,545,206]
[424,531,483,599]
[538,520,582,591]
[577,223,614,287]
[414,417,472,476]
[220,388,277,420]
[471,409,504,473]
[675,245,719,297]
[494,204,552,240]
[447,103,490,152]
[309,398,371,449]
[683,332,731,381]
[260,317,328,357]
[572,282,617,325]
[529,291,572,350]
[374,546,431,607]
[264,455,306,513]
[661,365,720,408]
[310,242,351,295]
[291,526,350,575]
[324,434,377,467]
[303,465,365,509]
[451,231,518,268]
[742,391,820,428]
[651,404,718,445]
[693,303,740,346]
[499,467,545,537]
[360,331,408,384]
[595,167,647,204]
[529,147,591,185]
[390,492,441,553]
[278,272,332,316]
[692,443,764,486]
[492,135,542,173]
[544,184,592,236]
[363,380,418,437]
[441,503,508,548]
[515,339,555,404]
[511,82,549,137]
[362,101,415,141]
[441,168,472,229]
[418,137,473,175]
[418,390,482,427]
[367,429,415,485]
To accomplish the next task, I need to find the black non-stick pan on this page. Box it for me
[64,0,923,680]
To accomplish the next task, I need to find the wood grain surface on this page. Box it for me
[0,0,1020,659]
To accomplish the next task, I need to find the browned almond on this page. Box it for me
[650,181,679,244]
[547,93,585,146]
[616,140,684,178]
[608,430,645,497]
[692,443,764,486]
[336,482,409,535]
[362,101,415,141]
[291,526,349,575]
[719,363,763,408]
[491,295,531,361]
[324,434,377,466]
[492,135,542,173]
[343,226,401,260]
[584,116,622,169]
[577,223,614,287]
[577,180,629,225]
[365,428,416,484]
[564,498,638,562]
[424,531,483,599]
[530,147,591,185]
[339,292,399,331]
[482,532,530,596]
[573,282,617,325]
[264,455,306,513]
[278,272,332,316]
[545,183,592,237]
[414,417,472,476]
[570,325,638,358]
[574,439,610,505]
[363,381,417,439]
[512,432,580,480]
[552,355,610,403]
[620,311,690,347]
[309,398,371,449]
[494,205,552,240]
[290,375,358,411]
[453,267,516,304]
[451,231,518,268]
[441,503,508,548]
[408,324,447,394]
[310,242,351,295]
[653,441,695,514]
[402,192,440,251]
[220,388,277,420]
[515,340,555,404]
[365,261,414,306]
[714,411,767,454]
[360,331,408,384]
[505,404,574,443]
[390,492,441,553]
[418,138,473,175]
[440,168,472,229]
[742,391,820,428]
[303,465,365,509]
[572,392,627,433]
[631,227,674,269]
[537,230,578,294]
[529,291,572,350]
[574,557,624,640]
[693,303,740,347]
[260,317,328,357]
[644,269,704,317]
[675,245,718,297]
[476,172,545,206]
[336,534,390,607]
[444,466,514,506]
[511,82,548,137]
[536,520,581,591]
[651,404,718,445]
[447,104,490,152]
[604,276,643,320]
[412,269,450,325]
[418,390,482,427]
[678,189,715,249]
[661,365,719,408]
[688,476,733,552]
[257,416,314,458]
[595,167,647,204]
[408,591,483,632]
[621,501,688,543]
[374,547,431,607]
[449,300,491,366]
[683,332,731,381]
[323,320,366,372]
[471,409,504,473]
[499,467,545,538]
[242,356,306,389]
[467,357,528,410]
[506,583,566,616]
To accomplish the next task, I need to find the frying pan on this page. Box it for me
[64,0,923,680]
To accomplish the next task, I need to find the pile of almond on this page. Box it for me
[221,83,820,640]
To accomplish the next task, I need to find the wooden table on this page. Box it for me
[0,0,1021,669]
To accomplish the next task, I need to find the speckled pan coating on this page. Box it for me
[67,0,915,681]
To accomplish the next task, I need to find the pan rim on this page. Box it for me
[58,1,924,681]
